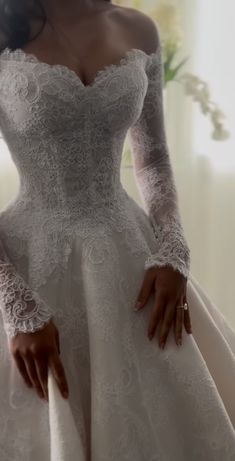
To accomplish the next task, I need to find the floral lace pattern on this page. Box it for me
[0,240,53,338]
[0,39,235,461]
[0,45,189,333]
[0,43,188,337]
[128,49,190,278]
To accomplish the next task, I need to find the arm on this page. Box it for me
[0,233,53,339]
[128,27,190,279]
[0,238,70,400]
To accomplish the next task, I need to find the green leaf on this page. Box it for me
[173,57,189,75]
[164,56,189,83]
[165,49,176,69]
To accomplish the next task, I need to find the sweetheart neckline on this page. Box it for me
[0,46,160,91]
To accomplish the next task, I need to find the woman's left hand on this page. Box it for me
[134,266,193,349]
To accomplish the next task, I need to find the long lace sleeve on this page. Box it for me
[0,238,53,339]
[128,42,190,279]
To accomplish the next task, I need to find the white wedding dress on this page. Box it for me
[0,39,235,461]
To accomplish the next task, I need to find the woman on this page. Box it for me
[0,0,235,459]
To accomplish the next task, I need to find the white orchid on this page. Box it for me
[212,127,230,141]
[151,1,230,141]
[211,109,230,141]
[182,73,229,140]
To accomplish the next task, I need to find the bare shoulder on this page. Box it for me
[111,5,160,54]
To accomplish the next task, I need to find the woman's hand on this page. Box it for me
[9,319,69,401]
[134,266,192,348]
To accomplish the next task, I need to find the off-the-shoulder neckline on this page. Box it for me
[0,45,161,90]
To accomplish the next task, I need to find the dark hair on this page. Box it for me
[0,0,111,52]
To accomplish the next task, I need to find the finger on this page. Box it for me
[48,352,69,399]
[183,294,193,334]
[174,302,184,346]
[13,352,33,389]
[35,356,49,401]
[148,291,165,340]
[184,306,193,334]
[159,300,176,349]
[55,328,61,355]
[134,270,155,311]
[23,356,45,399]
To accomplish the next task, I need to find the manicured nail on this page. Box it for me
[159,342,165,349]
[177,339,182,346]
[134,301,142,311]
[63,390,68,399]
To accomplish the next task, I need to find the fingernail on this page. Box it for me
[159,342,165,349]
[134,301,142,311]
[148,333,153,341]
[63,390,68,399]
[177,339,182,346]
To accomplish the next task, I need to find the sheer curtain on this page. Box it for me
[122,0,235,329]
[188,0,235,328]
[1,0,235,329]
[0,142,20,209]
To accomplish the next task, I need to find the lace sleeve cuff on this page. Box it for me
[144,225,191,279]
[0,261,53,338]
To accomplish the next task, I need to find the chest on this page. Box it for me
[0,54,148,141]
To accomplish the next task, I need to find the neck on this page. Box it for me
[40,0,106,24]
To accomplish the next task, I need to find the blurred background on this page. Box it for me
[1,0,235,328]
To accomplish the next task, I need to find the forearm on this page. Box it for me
[134,157,191,278]
[128,31,190,279]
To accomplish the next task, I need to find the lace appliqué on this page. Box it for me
[0,46,153,336]
[0,40,235,461]
[134,159,190,279]
[0,43,190,339]
[128,46,190,279]
[0,242,52,338]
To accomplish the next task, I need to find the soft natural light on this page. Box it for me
[0,137,11,166]
[192,0,235,172]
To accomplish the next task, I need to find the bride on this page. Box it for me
[0,0,235,459]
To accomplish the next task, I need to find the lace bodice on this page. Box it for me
[0,37,190,338]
